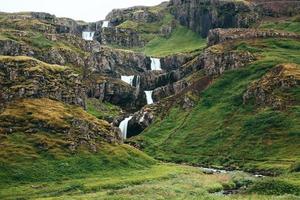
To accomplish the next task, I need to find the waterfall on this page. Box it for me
[145,91,154,105]
[150,58,162,70]
[82,31,94,41]
[102,21,109,28]
[121,75,135,86]
[119,116,133,139]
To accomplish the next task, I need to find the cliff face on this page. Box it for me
[169,0,259,37]
[96,28,147,48]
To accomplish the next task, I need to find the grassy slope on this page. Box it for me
[143,25,207,57]
[259,16,300,34]
[114,9,207,57]
[133,38,300,173]
[86,98,122,121]
[1,162,298,199]
[0,99,155,189]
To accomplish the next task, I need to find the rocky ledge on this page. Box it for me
[208,28,300,46]
[243,63,300,109]
[0,56,86,108]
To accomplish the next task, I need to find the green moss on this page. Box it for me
[86,98,122,120]
[28,33,54,49]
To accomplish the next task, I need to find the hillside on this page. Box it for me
[0,0,300,199]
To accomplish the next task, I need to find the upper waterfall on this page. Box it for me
[102,21,109,28]
[145,91,154,105]
[82,31,94,41]
[119,116,133,139]
[150,58,162,70]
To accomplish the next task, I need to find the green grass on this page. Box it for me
[143,25,207,57]
[28,33,54,49]
[259,17,300,34]
[133,38,300,172]
[86,98,122,121]
[248,173,300,196]
[1,162,298,199]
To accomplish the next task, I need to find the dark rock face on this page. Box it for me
[127,108,155,137]
[96,27,146,48]
[0,56,86,108]
[86,77,139,110]
[243,63,300,109]
[160,54,194,71]
[207,28,300,46]
[86,46,151,77]
[169,0,258,37]
[153,80,189,101]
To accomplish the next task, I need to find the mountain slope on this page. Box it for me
[132,38,300,174]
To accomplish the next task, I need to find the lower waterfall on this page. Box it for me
[121,75,135,86]
[145,91,154,104]
[119,116,133,139]
[82,31,94,41]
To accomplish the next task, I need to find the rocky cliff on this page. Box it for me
[169,0,259,37]
[0,56,86,108]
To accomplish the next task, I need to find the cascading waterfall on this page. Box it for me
[150,58,162,70]
[145,91,154,104]
[102,21,109,28]
[121,75,135,86]
[82,31,95,41]
[119,116,133,139]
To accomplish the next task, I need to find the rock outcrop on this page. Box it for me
[86,46,150,77]
[0,56,86,108]
[203,44,255,75]
[96,27,146,48]
[243,63,300,109]
[207,28,300,46]
[86,76,140,110]
[0,98,120,152]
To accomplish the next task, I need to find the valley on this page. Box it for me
[0,0,299,199]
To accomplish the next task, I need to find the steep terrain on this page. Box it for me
[0,0,300,199]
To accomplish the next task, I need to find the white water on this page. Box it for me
[102,21,109,28]
[121,75,135,86]
[150,58,162,70]
[145,91,154,105]
[119,116,133,139]
[82,31,95,41]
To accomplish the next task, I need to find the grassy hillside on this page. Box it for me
[259,16,300,34]
[143,25,207,57]
[113,9,207,57]
[0,98,155,187]
[132,38,300,173]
